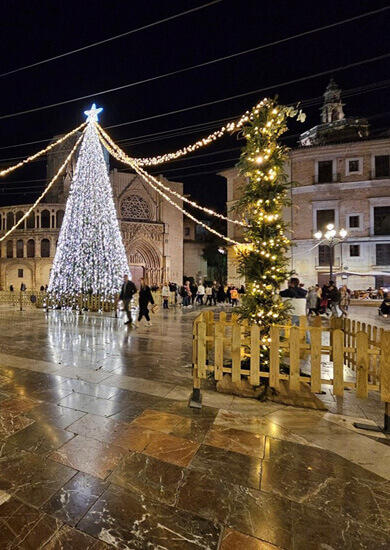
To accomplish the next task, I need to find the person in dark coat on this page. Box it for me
[119,274,137,325]
[217,284,225,303]
[137,278,154,326]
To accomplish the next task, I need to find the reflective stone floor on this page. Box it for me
[0,308,389,549]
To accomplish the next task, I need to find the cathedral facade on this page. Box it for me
[0,141,183,290]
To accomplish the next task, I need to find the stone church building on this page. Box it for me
[0,139,183,290]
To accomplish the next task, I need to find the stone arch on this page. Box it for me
[126,238,161,285]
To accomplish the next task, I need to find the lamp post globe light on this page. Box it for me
[314,223,348,282]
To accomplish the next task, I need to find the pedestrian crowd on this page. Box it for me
[179,280,245,308]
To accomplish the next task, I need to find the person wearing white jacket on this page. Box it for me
[196,283,205,305]
[161,283,170,309]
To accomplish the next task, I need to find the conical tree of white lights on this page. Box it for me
[48,104,129,297]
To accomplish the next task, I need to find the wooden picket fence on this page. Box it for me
[192,311,390,406]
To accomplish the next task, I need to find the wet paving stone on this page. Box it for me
[204,425,266,458]
[220,528,281,549]
[26,402,86,429]
[0,493,63,549]
[49,435,126,479]
[141,430,200,467]
[42,524,111,549]
[0,409,35,439]
[78,483,221,549]
[5,421,74,455]
[190,444,262,489]
[67,413,129,444]
[58,378,121,399]
[58,392,125,417]
[0,396,41,415]
[109,451,186,506]
[0,449,76,507]
[43,472,109,527]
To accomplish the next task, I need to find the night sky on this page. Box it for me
[0,0,389,213]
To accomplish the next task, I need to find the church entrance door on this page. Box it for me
[130,265,145,289]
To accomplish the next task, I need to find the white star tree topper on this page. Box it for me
[84,103,103,123]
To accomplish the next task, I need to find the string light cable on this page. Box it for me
[0,122,86,178]
[98,129,240,245]
[0,129,85,241]
[97,124,246,227]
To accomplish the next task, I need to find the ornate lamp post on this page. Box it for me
[314,224,348,281]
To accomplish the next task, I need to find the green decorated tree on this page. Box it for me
[235,98,304,361]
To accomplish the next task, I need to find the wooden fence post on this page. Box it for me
[197,321,207,379]
[215,321,224,381]
[356,331,368,399]
[310,326,322,393]
[269,325,280,390]
[250,324,260,387]
[380,331,390,433]
[231,324,241,383]
[333,329,344,396]
[289,326,300,391]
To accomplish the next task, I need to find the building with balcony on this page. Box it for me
[221,80,390,290]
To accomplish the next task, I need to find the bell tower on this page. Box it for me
[320,78,345,123]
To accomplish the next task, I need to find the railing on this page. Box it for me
[192,311,390,426]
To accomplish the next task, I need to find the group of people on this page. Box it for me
[179,281,245,308]
[119,274,155,327]
[281,277,351,318]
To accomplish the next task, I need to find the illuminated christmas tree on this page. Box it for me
[235,99,304,360]
[48,104,129,297]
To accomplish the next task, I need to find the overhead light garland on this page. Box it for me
[234,98,305,363]
[0,130,85,241]
[98,129,240,245]
[0,122,86,178]
[97,123,247,227]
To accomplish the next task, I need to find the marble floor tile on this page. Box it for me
[104,373,176,397]
[0,449,75,506]
[141,430,200,467]
[177,470,292,548]
[0,495,63,549]
[49,435,126,479]
[109,424,157,452]
[26,402,86,429]
[58,393,125,417]
[190,444,262,489]
[0,410,35,439]
[131,409,184,432]
[152,399,219,420]
[78,483,221,549]
[29,385,74,404]
[67,413,128,444]
[43,472,109,527]
[0,395,41,415]
[55,365,112,384]
[109,451,186,505]
[5,421,74,455]
[220,528,281,549]
[204,425,265,458]
[42,524,110,549]
[58,378,120,399]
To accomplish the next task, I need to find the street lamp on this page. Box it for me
[314,223,348,281]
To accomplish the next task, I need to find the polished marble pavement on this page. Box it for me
[0,308,389,548]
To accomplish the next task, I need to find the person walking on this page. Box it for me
[339,284,350,317]
[119,274,137,325]
[306,286,319,316]
[161,282,170,309]
[328,281,341,317]
[205,285,213,306]
[136,278,154,327]
[217,284,225,304]
[196,282,205,305]
[230,286,239,306]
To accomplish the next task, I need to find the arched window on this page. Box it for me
[26,211,35,229]
[56,210,65,228]
[120,195,151,221]
[41,239,50,257]
[15,211,24,229]
[6,212,14,229]
[41,210,50,228]
[27,239,35,258]
[16,239,23,258]
[6,240,13,258]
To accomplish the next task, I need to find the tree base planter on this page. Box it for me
[216,374,265,399]
[265,380,328,410]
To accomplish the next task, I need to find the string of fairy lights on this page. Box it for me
[97,123,247,228]
[0,130,86,241]
[0,97,280,243]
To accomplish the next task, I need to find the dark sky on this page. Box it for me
[0,0,389,212]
